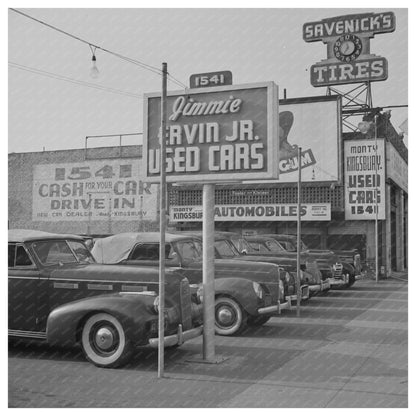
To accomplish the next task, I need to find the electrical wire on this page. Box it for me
[9,8,188,89]
[9,61,143,99]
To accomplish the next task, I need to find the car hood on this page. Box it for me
[188,258,280,284]
[48,263,185,285]
[236,254,298,271]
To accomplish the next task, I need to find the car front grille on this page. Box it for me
[333,263,343,278]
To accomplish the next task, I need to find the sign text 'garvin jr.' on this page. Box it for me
[143,82,279,182]
[303,12,395,87]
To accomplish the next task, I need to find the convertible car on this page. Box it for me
[8,229,203,368]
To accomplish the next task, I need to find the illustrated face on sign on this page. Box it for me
[279,111,296,159]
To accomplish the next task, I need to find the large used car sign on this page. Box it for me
[143,82,279,183]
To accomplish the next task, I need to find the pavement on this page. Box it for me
[8,277,408,408]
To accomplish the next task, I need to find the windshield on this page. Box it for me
[215,239,239,258]
[31,239,94,265]
[230,236,252,254]
[261,239,286,253]
[278,238,308,252]
[175,240,202,262]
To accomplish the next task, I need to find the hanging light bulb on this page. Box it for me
[90,54,99,79]
[89,45,99,79]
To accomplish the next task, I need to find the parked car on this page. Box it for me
[8,229,203,368]
[92,232,290,335]
[180,231,311,301]
[263,234,357,288]
[238,234,331,293]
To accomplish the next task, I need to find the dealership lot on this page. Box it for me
[9,278,407,408]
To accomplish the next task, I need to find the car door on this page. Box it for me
[8,243,45,333]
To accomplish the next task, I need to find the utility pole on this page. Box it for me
[374,115,379,283]
[296,146,302,317]
[158,62,167,378]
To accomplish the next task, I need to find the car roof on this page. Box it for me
[99,232,193,244]
[8,229,85,243]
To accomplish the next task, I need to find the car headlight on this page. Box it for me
[196,286,204,303]
[252,281,264,299]
[278,279,285,299]
[152,296,159,314]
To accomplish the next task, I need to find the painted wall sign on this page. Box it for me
[143,82,279,182]
[344,139,386,220]
[245,96,340,183]
[170,203,331,222]
[32,160,158,222]
[190,71,232,89]
[303,12,395,87]
[386,142,408,193]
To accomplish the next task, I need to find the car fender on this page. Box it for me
[214,277,259,316]
[46,293,157,348]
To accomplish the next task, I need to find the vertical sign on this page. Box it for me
[344,139,386,220]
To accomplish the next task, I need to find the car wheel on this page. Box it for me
[81,313,132,368]
[247,315,271,326]
[215,297,247,336]
[346,274,356,288]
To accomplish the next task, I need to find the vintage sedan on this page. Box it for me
[92,232,290,335]
[262,234,357,288]
[180,231,311,301]
[8,229,203,368]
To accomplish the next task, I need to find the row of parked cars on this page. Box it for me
[8,229,361,368]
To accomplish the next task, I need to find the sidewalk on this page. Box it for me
[9,279,408,408]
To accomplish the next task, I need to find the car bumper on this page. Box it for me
[285,285,310,301]
[258,298,291,315]
[148,324,203,348]
[329,275,349,287]
[309,280,331,292]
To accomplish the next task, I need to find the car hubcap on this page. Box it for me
[95,327,114,350]
[91,323,119,355]
[217,306,236,327]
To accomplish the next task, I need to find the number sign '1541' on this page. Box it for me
[190,71,232,89]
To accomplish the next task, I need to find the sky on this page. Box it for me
[8,6,409,154]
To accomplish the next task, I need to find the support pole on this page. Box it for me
[202,183,216,361]
[374,115,379,283]
[158,62,167,378]
[296,146,302,317]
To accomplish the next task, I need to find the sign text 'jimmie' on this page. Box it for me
[144,82,279,182]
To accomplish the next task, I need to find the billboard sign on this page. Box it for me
[245,96,341,184]
[143,82,279,182]
[303,12,395,87]
[32,160,158,222]
[386,142,408,193]
[170,203,331,222]
[344,139,386,220]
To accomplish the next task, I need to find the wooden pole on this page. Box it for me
[158,62,167,378]
[296,146,302,317]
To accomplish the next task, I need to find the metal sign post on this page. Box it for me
[296,146,302,317]
[202,183,216,361]
[158,62,167,378]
